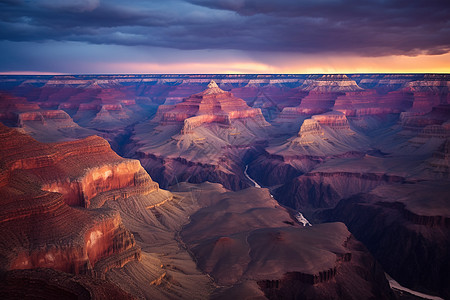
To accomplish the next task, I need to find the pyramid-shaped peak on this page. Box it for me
[202,80,226,95]
[208,80,219,88]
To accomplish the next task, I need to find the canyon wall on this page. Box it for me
[0,124,145,279]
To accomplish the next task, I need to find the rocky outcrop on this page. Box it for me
[0,124,143,277]
[1,125,158,208]
[127,80,271,190]
[275,75,362,119]
[292,92,339,115]
[403,76,450,112]
[0,92,41,125]
[17,109,73,126]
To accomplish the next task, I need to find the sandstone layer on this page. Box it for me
[0,123,144,279]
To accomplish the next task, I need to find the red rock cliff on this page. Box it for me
[0,123,146,277]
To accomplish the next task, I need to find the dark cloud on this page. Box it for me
[0,0,449,57]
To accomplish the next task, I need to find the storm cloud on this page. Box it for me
[0,0,449,73]
[0,0,449,56]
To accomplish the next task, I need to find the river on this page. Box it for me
[244,164,311,226]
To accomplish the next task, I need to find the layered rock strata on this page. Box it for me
[154,80,268,132]
[270,111,369,158]
[128,81,270,190]
[0,124,146,278]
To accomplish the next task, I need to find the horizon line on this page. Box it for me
[1,72,449,76]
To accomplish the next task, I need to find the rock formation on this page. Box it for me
[177,184,394,299]
[127,80,271,190]
[0,123,144,278]
[154,80,267,131]
[274,75,364,125]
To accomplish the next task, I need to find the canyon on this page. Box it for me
[0,73,449,299]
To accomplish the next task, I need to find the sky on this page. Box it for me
[0,0,449,74]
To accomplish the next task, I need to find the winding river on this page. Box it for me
[244,165,311,226]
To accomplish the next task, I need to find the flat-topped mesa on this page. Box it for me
[280,92,338,116]
[154,80,268,132]
[298,111,351,136]
[300,74,363,92]
[280,75,364,116]
[17,110,73,127]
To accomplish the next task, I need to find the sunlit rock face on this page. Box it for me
[128,81,271,190]
[0,124,143,277]
[0,125,158,208]
[154,80,268,131]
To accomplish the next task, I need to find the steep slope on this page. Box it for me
[248,111,370,187]
[0,123,143,278]
[127,80,271,190]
